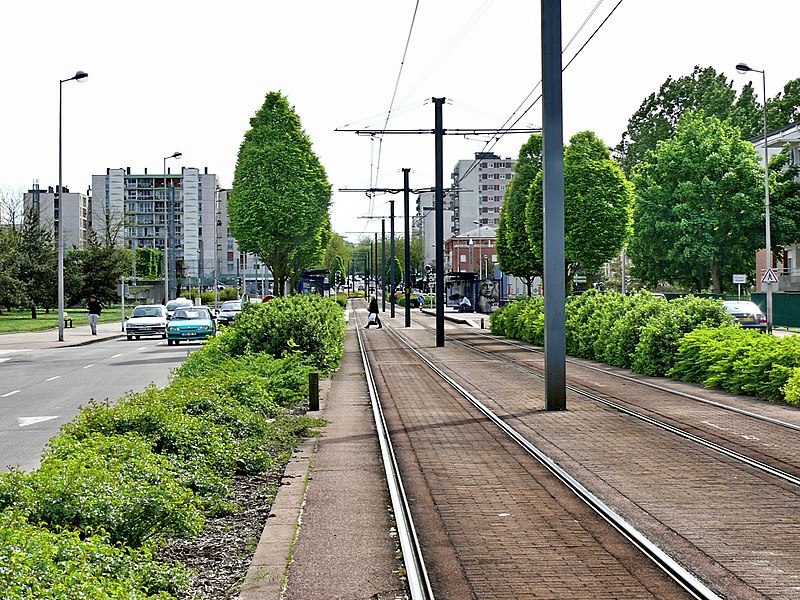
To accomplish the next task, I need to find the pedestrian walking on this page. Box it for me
[86,294,103,335]
[364,296,382,329]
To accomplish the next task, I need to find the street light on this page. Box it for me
[57,70,88,342]
[736,62,773,332]
[163,151,182,304]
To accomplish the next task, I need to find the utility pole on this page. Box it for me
[389,198,396,319]
[433,97,445,348]
[381,219,386,312]
[338,113,538,345]
[542,0,567,410]
[403,169,412,327]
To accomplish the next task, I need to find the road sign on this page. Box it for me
[761,268,779,285]
[732,274,747,284]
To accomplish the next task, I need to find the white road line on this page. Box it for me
[2,390,21,397]
[111,353,123,358]
[18,416,59,427]
[83,363,95,369]
[0,358,10,363]
[45,376,60,382]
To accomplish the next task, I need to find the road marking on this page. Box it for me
[0,358,10,363]
[2,390,21,397]
[83,363,95,369]
[18,416,59,427]
[111,353,123,358]
[45,376,60,382]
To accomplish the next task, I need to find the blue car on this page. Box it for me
[167,306,216,345]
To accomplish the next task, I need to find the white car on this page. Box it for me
[166,298,194,318]
[126,305,168,340]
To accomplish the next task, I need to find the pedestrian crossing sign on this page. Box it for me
[761,268,779,285]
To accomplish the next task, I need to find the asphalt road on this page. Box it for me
[0,336,198,472]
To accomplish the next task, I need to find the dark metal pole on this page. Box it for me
[542,0,567,410]
[389,199,396,319]
[381,220,386,312]
[403,168,412,327]
[433,97,446,347]
[374,233,379,300]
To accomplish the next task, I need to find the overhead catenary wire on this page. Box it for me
[456,0,625,184]
[372,0,421,199]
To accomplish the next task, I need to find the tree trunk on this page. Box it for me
[30,304,37,319]
[710,258,721,294]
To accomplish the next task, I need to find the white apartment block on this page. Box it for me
[450,152,515,234]
[91,167,263,292]
[23,183,91,250]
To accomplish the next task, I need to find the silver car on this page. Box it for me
[126,304,168,340]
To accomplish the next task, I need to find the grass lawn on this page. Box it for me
[0,307,131,334]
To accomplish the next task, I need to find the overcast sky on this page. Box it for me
[2,1,797,242]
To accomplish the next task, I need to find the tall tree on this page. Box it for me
[18,206,57,317]
[67,233,132,306]
[616,66,757,175]
[526,131,633,286]
[229,92,332,296]
[324,232,350,274]
[0,226,23,311]
[496,134,543,295]
[628,112,763,293]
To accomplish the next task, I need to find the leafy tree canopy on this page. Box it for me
[617,66,755,175]
[496,134,543,295]
[230,91,331,295]
[628,112,763,293]
[526,131,633,287]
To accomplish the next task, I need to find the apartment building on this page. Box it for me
[90,167,267,295]
[23,183,91,250]
[450,152,515,234]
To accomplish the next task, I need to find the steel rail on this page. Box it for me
[456,328,800,433]
[354,308,435,600]
[383,323,720,600]
[443,329,800,488]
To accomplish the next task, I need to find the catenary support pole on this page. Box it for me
[381,219,386,312]
[403,168,412,327]
[389,199,396,319]
[433,98,446,347]
[541,0,567,410]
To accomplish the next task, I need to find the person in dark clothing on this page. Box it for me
[364,296,382,329]
[86,294,103,335]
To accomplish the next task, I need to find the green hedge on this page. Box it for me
[491,290,800,405]
[216,295,345,374]
[672,327,800,404]
[0,294,342,598]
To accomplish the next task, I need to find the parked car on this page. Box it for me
[166,297,194,318]
[125,304,168,340]
[722,300,768,332]
[166,306,216,345]
[217,300,242,326]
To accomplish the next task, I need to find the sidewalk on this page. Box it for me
[239,311,405,600]
[0,320,126,351]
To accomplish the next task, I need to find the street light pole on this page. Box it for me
[736,62,773,333]
[57,70,88,342]
[163,151,182,304]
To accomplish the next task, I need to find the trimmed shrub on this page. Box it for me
[600,294,666,368]
[632,295,732,376]
[217,295,345,373]
[0,509,187,599]
[27,433,204,547]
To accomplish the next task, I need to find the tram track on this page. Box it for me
[412,317,800,489]
[355,306,720,599]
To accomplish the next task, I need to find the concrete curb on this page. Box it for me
[239,437,318,599]
[239,377,330,600]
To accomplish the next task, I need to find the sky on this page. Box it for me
[2,1,798,243]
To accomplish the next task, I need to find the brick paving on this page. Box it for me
[362,315,693,599]
[404,320,800,599]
